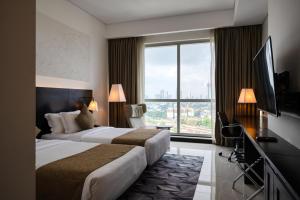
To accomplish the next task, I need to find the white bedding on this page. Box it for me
[36,139,147,200]
[42,127,170,165]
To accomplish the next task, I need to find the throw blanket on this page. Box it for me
[36,144,135,200]
[112,128,160,146]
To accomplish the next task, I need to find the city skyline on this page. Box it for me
[145,42,212,100]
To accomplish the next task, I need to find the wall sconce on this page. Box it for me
[88,98,98,112]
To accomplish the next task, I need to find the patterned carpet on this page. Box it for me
[118,154,204,200]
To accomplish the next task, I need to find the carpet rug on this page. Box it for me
[118,154,204,200]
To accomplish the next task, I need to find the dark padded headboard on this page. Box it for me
[36,87,93,137]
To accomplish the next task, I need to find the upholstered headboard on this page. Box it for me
[36,87,93,137]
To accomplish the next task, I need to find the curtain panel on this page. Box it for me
[214,25,262,145]
[108,37,140,128]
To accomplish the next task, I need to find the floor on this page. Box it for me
[169,142,264,200]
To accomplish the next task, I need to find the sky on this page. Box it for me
[145,42,212,99]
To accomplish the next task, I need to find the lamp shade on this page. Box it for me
[108,84,126,102]
[88,99,98,112]
[238,88,257,103]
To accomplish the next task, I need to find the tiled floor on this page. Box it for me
[169,142,264,200]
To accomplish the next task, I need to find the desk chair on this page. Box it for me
[218,112,264,199]
[217,112,243,162]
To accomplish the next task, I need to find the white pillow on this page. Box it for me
[45,113,65,133]
[60,110,81,133]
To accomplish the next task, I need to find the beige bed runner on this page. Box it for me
[112,128,160,146]
[36,144,135,200]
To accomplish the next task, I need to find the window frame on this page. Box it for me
[144,39,212,137]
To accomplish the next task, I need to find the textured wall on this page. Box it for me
[37,12,90,82]
[36,0,109,125]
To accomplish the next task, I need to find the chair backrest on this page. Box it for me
[124,104,147,128]
[217,112,230,128]
[217,112,242,138]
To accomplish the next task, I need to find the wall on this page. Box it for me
[106,10,233,38]
[265,0,300,148]
[36,0,108,125]
[143,29,211,44]
[262,16,268,43]
[0,1,35,199]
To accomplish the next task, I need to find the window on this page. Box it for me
[144,41,213,136]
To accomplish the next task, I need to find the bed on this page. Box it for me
[42,127,170,165]
[36,139,147,200]
[36,87,170,165]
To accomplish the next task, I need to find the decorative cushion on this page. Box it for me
[76,105,95,130]
[60,110,81,133]
[44,113,65,133]
[131,105,144,118]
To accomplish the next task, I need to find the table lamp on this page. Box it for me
[108,84,126,102]
[238,88,257,104]
[108,84,126,127]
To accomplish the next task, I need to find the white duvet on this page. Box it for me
[42,127,170,165]
[36,139,147,200]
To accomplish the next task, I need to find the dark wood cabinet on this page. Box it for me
[265,161,295,200]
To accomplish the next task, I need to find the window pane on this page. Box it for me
[180,102,212,135]
[144,102,177,132]
[180,43,211,99]
[145,45,177,99]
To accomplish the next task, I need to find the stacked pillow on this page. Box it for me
[44,105,95,134]
[60,110,81,133]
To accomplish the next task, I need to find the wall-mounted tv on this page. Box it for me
[253,37,279,116]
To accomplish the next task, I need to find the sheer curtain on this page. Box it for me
[210,30,216,144]
[137,37,145,104]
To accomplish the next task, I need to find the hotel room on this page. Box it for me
[1,0,300,200]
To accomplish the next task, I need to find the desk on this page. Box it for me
[238,117,300,200]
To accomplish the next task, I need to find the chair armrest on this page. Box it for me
[230,123,241,126]
[222,124,242,129]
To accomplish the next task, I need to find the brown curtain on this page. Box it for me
[108,37,139,128]
[214,25,262,145]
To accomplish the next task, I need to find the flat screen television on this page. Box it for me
[253,37,279,116]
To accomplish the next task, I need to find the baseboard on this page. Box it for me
[171,136,212,144]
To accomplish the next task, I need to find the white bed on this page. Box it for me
[36,139,147,200]
[42,127,170,165]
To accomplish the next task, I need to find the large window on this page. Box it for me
[144,41,213,136]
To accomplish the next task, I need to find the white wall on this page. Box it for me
[106,10,233,38]
[262,16,268,43]
[143,29,211,44]
[265,0,300,148]
[37,0,108,125]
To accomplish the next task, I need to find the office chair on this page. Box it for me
[217,113,264,199]
[217,112,243,162]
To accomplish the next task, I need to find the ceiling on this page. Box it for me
[68,0,236,24]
